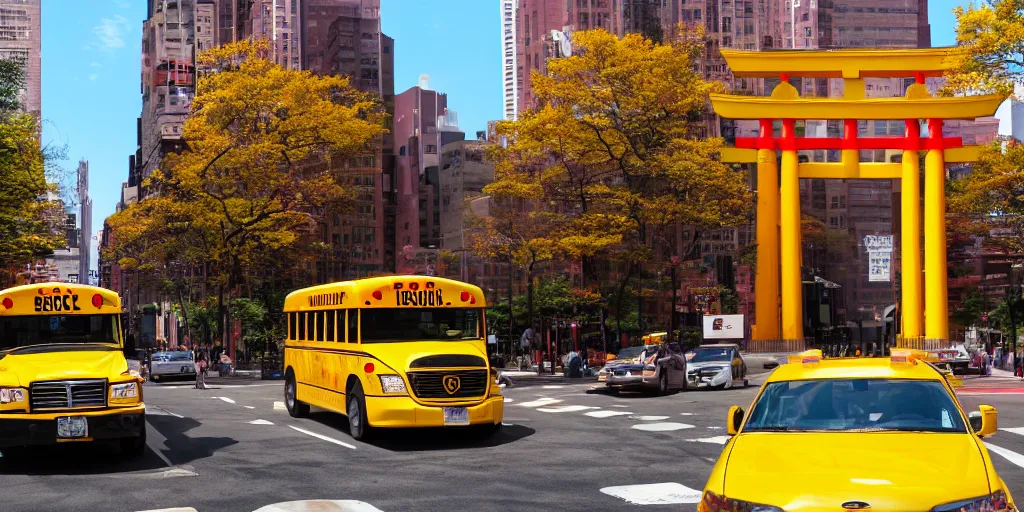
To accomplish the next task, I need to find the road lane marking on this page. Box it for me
[217,397,236,404]
[631,422,696,432]
[679,413,695,416]
[274,401,287,411]
[985,442,1024,469]
[542,385,565,389]
[706,426,724,430]
[517,397,563,408]
[148,406,184,418]
[537,405,597,413]
[1001,427,1024,436]
[629,415,669,421]
[612,405,629,408]
[253,500,384,512]
[136,508,199,512]
[288,425,356,449]
[245,405,256,409]
[687,436,729,445]
[585,410,633,418]
[249,419,274,425]
[503,398,514,403]
[600,482,702,505]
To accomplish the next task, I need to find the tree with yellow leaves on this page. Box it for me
[105,40,387,348]
[483,29,751,336]
[946,0,1024,96]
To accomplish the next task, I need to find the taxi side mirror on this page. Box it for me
[969,405,998,437]
[727,405,744,436]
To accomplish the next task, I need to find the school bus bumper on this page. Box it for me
[365,395,504,428]
[0,405,146,447]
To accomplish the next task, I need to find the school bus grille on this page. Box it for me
[30,379,107,411]
[407,370,488,399]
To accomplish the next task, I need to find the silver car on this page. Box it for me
[685,343,748,389]
[149,351,196,382]
[602,344,688,395]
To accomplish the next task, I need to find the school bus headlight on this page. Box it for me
[109,382,138,400]
[0,387,26,405]
[378,375,408,394]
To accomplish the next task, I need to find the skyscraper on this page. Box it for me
[501,0,518,120]
[251,0,302,70]
[77,160,92,284]
[301,0,396,280]
[0,0,41,117]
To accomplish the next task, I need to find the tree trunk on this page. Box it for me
[217,283,226,354]
[527,261,536,332]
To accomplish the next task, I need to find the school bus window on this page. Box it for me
[360,308,482,343]
[289,312,297,340]
[310,311,319,342]
[306,312,315,342]
[348,310,358,343]
[336,310,345,342]
[326,310,336,341]
[297,312,306,341]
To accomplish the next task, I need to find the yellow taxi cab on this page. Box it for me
[0,283,146,456]
[699,349,1017,512]
[283,276,503,440]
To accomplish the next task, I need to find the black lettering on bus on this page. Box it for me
[44,296,52,311]
[71,295,80,311]
[62,295,71,311]
[34,296,42,311]
[53,295,62,311]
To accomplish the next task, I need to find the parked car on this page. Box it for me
[686,343,748,389]
[149,350,196,382]
[601,343,688,395]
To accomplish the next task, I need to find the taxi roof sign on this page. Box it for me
[787,349,823,365]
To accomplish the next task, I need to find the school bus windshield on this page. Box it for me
[0,314,118,349]
[360,308,483,343]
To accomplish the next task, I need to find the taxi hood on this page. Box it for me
[365,341,489,371]
[722,432,992,511]
[0,344,128,386]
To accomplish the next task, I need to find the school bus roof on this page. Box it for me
[0,283,122,315]
[283,275,487,312]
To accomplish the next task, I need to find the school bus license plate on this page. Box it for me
[442,407,469,426]
[57,416,88,438]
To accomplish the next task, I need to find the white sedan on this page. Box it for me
[149,351,196,382]
[685,344,748,389]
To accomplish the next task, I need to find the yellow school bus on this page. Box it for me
[283,276,503,440]
[0,283,146,456]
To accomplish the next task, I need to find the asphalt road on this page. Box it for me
[1,374,1024,512]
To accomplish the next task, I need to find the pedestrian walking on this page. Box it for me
[195,351,209,389]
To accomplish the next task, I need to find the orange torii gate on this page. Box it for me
[710,49,1005,352]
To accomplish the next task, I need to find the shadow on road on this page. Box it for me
[147,415,237,466]
[305,410,535,452]
[0,414,238,476]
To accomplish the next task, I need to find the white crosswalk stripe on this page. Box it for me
[985,442,1024,469]
[516,397,563,408]
[537,405,597,413]
[1001,427,1024,436]
[138,501,385,512]
[600,482,702,505]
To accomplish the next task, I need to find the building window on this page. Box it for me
[425,145,437,154]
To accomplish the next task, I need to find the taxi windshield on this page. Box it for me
[743,378,967,433]
[360,308,482,343]
[0,314,118,349]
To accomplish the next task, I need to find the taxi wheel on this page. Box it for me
[285,371,309,418]
[347,384,372,441]
[658,373,669,396]
[120,419,147,458]
[151,374,160,383]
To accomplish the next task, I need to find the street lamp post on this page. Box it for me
[1008,264,1023,368]
[669,256,680,344]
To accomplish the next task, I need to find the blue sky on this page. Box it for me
[42,1,964,271]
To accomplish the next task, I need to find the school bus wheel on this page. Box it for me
[346,381,372,441]
[285,368,309,418]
